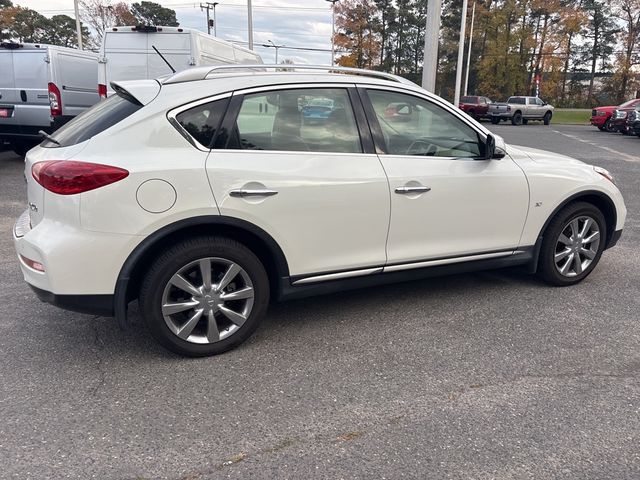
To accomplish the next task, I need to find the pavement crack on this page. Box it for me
[89,315,107,397]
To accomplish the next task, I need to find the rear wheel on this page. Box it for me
[490,117,500,125]
[538,202,606,286]
[511,112,523,126]
[522,118,529,125]
[543,111,552,125]
[140,236,269,357]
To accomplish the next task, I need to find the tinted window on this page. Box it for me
[176,97,229,148]
[232,88,362,153]
[367,89,481,158]
[42,93,141,148]
[460,96,477,103]
[508,97,526,105]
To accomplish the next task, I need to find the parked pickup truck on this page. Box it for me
[458,95,493,120]
[488,96,554,126]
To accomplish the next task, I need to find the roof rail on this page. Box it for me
[162,64,418,86]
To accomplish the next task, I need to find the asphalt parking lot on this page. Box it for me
[0,124,638,479]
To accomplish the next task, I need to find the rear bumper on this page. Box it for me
[29,284,114,316]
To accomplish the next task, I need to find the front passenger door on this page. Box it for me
[362,88,530,266]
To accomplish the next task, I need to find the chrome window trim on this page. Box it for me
[166,91,233,152]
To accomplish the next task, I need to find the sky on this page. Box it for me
[19,0,336,64]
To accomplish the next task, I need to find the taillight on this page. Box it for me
[48,82,62,116]
[98,83,107,99]
[32,161,129,195]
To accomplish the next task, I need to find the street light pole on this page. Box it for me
[453,0,468,107]
[267,40,284,64]
[73,0,83,50]
[463,2,476,96]
[422,0,442,92]
[326,0,339,66]
[247,0,254,49]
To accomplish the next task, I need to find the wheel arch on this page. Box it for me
[114,216,290,327]
[529,190,618,273]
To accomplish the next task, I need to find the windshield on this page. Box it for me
[41,93,142,148]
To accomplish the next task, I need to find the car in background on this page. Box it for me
[301,98,334,123]
[609,99,640,135]
[627,105,640,136]
[13,65,625,357]
[488,96,554,125]
[458,95,493,120]
[0,42,99,156]
[591,99,640,133]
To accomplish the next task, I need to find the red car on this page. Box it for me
[591,98,640,132]
[458,95,493,120]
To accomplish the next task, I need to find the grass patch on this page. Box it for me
[552,109,591,125]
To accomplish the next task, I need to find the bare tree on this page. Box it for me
[79,0,135,46]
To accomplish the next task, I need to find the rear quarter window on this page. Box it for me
[41,93,141,147]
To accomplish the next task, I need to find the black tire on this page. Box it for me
[490,117,500,125]
[538,202,607,286]
[140,236,270,357]
[522,118,529,125]
[597,126,605,131]
[621,126,631,135]
[603,118,614,132]
[543,111,552,125]
[511,111,522,126]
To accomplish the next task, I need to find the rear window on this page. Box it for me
[41,93,141,148]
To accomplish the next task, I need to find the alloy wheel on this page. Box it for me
[161,257,254,344]
[553,215,601,277]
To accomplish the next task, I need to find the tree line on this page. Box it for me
[334,0,640,106]
[0,0,178,49]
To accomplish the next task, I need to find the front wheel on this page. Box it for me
[538,202,606,286]
[543,111,552,125]
[140,236,269,357]
[603,118,614,132]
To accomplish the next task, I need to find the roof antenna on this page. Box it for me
[152,45,176,73]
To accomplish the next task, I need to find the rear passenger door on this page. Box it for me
[206,85,391,279]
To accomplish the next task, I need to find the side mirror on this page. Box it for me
[484,134,496,160]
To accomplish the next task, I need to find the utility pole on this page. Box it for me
[463,2,476,96]
[73,0,83,50]
[453,0,468,106]
[265,40,284,64]
[326,0,339,66]
[422,0,442,92]
[248,0,254,49]
[200,3,219,36]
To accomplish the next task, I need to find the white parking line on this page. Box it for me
[552,129,640,163]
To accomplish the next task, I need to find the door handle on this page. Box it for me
[394,186,431,194]
[229,189,278,198]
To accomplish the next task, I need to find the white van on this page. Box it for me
[98,25,263,97]
[0,42,99,155]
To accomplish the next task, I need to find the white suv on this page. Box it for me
[13,65,626,357]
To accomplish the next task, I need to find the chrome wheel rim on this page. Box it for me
[554,215,600,277]
[161,257,254,344]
